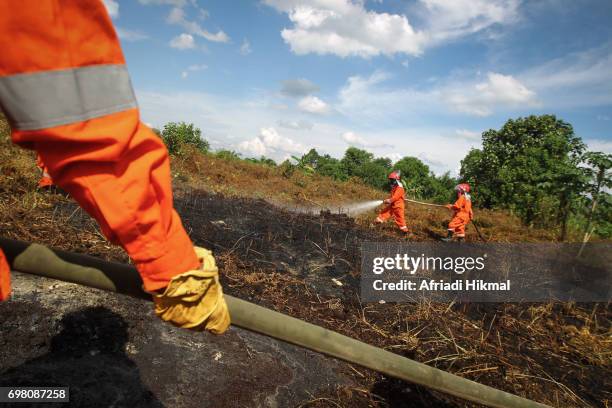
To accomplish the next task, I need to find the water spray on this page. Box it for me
[337,200,382,215]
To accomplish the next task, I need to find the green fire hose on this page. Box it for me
[0,238,549,408]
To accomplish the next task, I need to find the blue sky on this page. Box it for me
[104,0,612,174]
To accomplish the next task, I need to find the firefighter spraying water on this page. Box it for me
[375,171,410,233]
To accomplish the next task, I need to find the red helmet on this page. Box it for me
[388,171,401,180]
[455,183,471,193]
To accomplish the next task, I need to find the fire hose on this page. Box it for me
[405,198,488,242]
[0,238,548,408]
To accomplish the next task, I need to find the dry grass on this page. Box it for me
[171,145,381,207]
[1,116,610,407]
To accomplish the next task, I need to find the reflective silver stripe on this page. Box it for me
[0,64,137,130]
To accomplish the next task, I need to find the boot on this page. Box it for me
[440,230,453,242]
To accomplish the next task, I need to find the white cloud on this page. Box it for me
[455,129,481,140]
[238,128,305,158]
[278,119,314,130]
[170,33,196,50]
[342,131,367,145]
[585,139,612,154]
[342,131,391,148]
[116,28,149,42]
[263,0,519,58]
[418,0,520,46]
[337,70,436,121]
[520,43,612,108]
[103,0,119,18]
[240,38,252,55]
[281,79,320,97]
[135,89,482,174]
[167,7,230,43]
[446,72,537,116]
[298,96,330,114]
[181,64,207,79]
[338,70,537,120]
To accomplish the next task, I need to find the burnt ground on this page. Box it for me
[1,187,611,407]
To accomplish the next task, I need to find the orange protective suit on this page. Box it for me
[36,153,54,188]
[447,193,473,238]
[0,0,199,301]
[0,250,9,301]
[376,184,408,232]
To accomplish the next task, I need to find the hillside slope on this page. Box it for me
[1,118,610,407]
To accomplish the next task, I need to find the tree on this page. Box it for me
[427,172,458,204]
[246,156,277,167]
[340,147,374,177]
[355,157,392,190]
[299,149,345,179]
[290,154,315,174]
[394,156,432,199]
[460,115,586,229]
[580,152,612,242]
[216,149,241,161]
[160,122,209,156]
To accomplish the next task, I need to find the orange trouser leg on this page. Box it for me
[36,153,54,188]
[392,206,408,231]
[0,249,10,301]
[448,217,467,237]
[376,207,392,223]
[0,1,199,291]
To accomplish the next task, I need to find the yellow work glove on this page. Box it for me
[151,247,230,334]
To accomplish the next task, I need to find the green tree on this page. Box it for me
[394,156,432,198]
[340,147,374,177]
[355,157,392,190]
[427,172,458,204]
[580,152,612,240]
[216,149,241,161]
[299,149,345,179]
[460,115,586,228]
[247,156,277,167]
[160,122,209,156]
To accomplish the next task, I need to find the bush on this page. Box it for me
[159,122,209,156]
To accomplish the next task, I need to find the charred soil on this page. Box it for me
[0,131,610,407]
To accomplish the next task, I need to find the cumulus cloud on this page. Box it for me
[280,79,320,97]
[240,38,252,55]
[298,96,330,114]
[446,72,537,116]
[103,0,119,18]
[338,70,537,120]
[263,0,519,58]
[167,7,230,43]
[585,139,612,154]
[181,64,207,79]
[238,128,305,158]
[170,33,196,49]
[342,131,392,148]
[116,28,149,42]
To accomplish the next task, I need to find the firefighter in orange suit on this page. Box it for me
[0,0,229,334]
[375,171,409,233]
[442,183,473,242]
